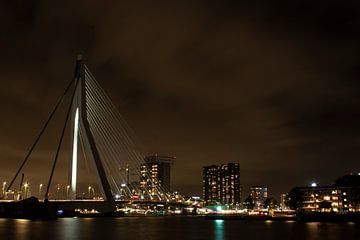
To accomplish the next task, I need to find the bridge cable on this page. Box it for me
[85,75,139,197]
[7,78,75,192]
[85,71,165,199]
[84,69,169,200]
[45,78,80,200]
[85,78,145,197]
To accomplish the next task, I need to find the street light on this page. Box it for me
[24,182,29,199]
[88,186,92,198]
[66,185,70,199]
[2,182,6,197]
[39,184,43,199]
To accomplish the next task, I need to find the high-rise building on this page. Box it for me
[280,193,288,210]
[220,163,240,205]
[203,165,220,204]
[250,186,268,210]
[203,163,240,205]
[140,155,174,198]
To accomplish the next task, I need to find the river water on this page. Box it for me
[0,216,359,240]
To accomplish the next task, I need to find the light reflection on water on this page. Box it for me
[214,219,224,240]
[14,219,30,240]
[57,218,81,239]
[0,217,358,240]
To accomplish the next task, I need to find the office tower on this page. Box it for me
[250,186,268,210]
[203,163,241,205]
[140,155,174,198]
[280,193,288,210]
[220,163,240,205]
[203,165,220,204]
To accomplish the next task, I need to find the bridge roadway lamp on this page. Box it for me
[39,184,43,198]
[2,182,6,196]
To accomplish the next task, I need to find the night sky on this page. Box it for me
[1,1,360,198]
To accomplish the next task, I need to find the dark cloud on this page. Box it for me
[0,0,360,198]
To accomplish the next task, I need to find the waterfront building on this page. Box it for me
[140,155,174,198]
[280,193,289,210]
[250,186,268,210]
[220,163,240,205]
[203,165,220,204]
[203,163,240,206]
[288,173,360,213]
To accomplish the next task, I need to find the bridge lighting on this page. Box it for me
[2,182,6,196]
[24,182,29,199]
[216,206,222,212]
[71,108,80,198]
[121,183,126,187]
[66,185,70,199]
[311,182,317,187]
[88,186,92,198]
[39,184,43,199]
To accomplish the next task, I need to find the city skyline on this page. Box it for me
[1,1,360,199]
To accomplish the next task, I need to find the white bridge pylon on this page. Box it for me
[6,56,168,204]
[70,107,79,197]
[69,56,115,210]
[67,56,169,205]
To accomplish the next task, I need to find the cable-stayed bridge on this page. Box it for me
[1,56,181,215]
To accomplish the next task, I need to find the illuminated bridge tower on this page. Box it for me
[70,56,115,211]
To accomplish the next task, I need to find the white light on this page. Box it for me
[121,184,126,187]
[311,182,317,187]
[71,108,80,197]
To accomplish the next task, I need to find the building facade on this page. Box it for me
[289,186,356,213]
[280,193,289,210]
[250,186,268,210]
[140,155,174,199]
[203,163,240,206]
[203,165,221,204]
[288,173,360,213]
[220,163,241,205]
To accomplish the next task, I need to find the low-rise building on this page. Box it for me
[288,173,360,213]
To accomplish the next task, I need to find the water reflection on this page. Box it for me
[0,217,358,240]
[14,219,30,240]
[214,219,224,240]
[58,218,81,240]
